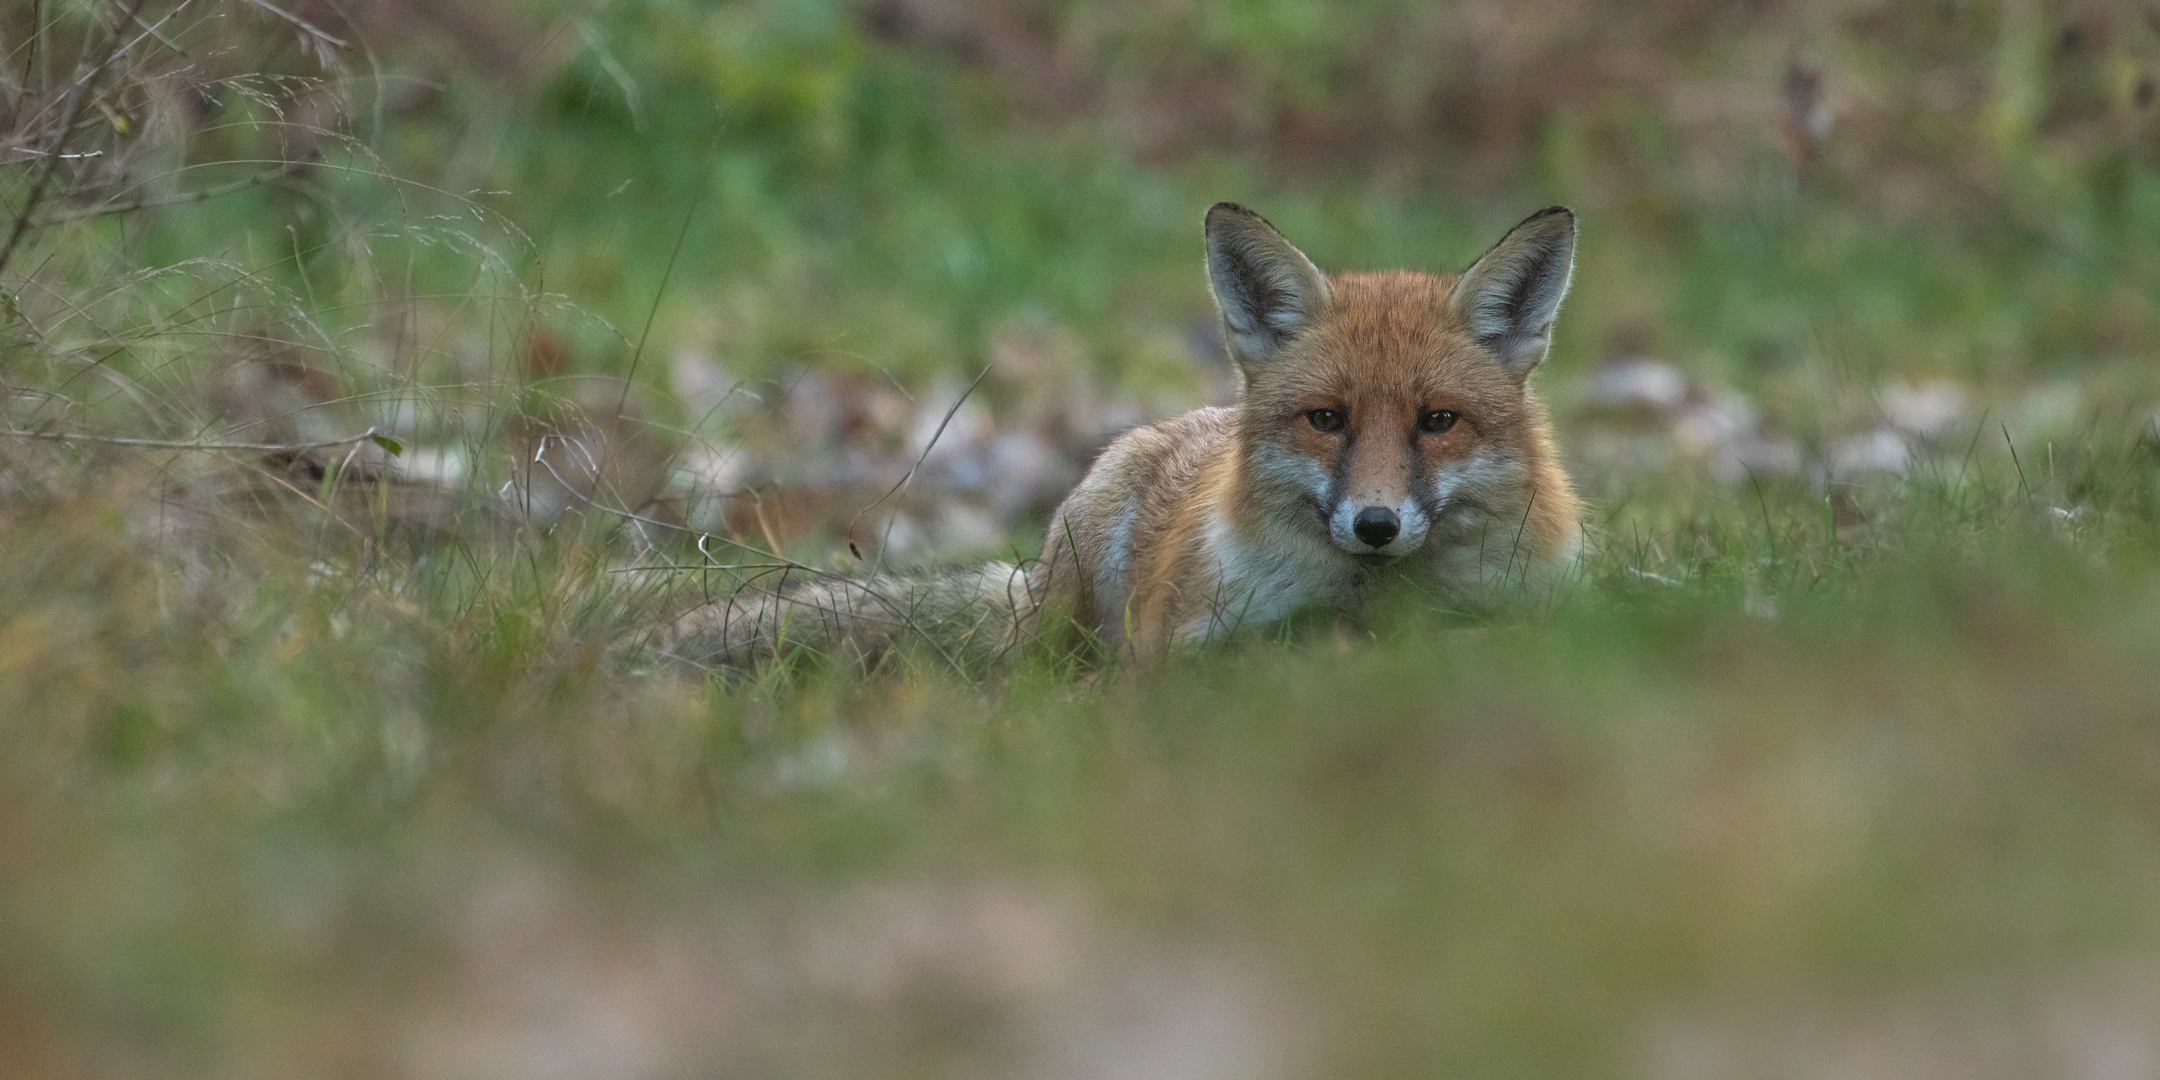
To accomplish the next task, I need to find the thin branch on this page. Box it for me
[238,0,349,50]
[0,0,156,280]
[0,149,105,162]
[607,562,797,574]
[31,158,311,226]
[127,5,191,60]
[7,425,387,454]
[7,0,192,142]
[849,363,993,573]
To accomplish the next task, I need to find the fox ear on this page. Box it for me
[1448,206,1576,378]
[1205,202,1330,370]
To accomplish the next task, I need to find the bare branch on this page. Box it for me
[31,158,311,226]
[0,0,156,279]
[6,425,388,454]
[847,363,993,573]
[237,0,349,51]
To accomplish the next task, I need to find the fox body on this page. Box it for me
[672,204,1583,666]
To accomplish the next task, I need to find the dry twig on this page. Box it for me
[6,425,389,454]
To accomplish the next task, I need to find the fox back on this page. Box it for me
[1036,203,1583,656]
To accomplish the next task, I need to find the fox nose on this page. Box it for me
[1352,506,1400,548]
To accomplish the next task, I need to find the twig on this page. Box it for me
[0,0,155,280]
[11,0,183,137]
[31,158,310,226]
[126,5,190,60]
[238,0,349,50]
[850,363,994,573]
[7,425,387,454]
[608,562,797,573]
[0,150,105,163]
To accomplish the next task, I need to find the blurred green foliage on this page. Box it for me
[9,1,2160,1077]
[30,0,2160,408]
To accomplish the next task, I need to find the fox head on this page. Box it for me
[1205,203,1576,562]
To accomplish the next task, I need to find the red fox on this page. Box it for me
[672,204,1583,666]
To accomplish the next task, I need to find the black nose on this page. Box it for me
[1352,506,1400,547]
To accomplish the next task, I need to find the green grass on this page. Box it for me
[8,442,2160,1076]
[9,1,2160,1076]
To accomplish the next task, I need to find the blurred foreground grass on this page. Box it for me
[7,1,2160,1077]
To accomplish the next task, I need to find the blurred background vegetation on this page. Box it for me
[7,1,2160,1077]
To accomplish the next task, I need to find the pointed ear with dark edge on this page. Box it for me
[1448,206,1576,378]
[1204,202,1330,370]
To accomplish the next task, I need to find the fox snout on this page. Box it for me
[1327,491,1430,557]
[1352,506,1400,547]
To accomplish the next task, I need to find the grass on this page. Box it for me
[8,1,2160,1076]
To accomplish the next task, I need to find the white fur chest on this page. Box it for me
[1178,508,1354,642]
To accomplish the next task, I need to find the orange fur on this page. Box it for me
[1037,206,1584,659]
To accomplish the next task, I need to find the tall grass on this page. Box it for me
[6,1,2160,1077]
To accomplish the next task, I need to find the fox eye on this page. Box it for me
[1419,409,1459,434]
[1307,408,1346,433]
